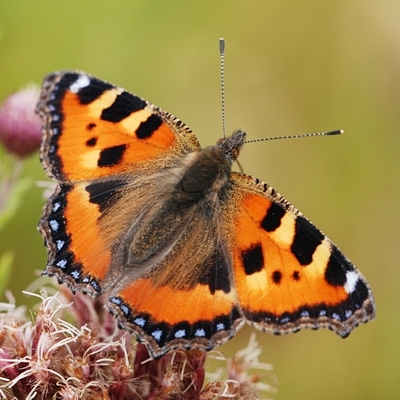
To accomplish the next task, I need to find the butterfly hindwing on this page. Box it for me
[106,197,243,357]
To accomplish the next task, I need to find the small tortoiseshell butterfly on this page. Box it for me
[37,71,375,358]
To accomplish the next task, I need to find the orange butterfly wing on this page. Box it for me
[226,173,375,337]
[39,71,200,182]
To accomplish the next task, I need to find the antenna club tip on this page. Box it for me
[327,129,344,136]
[219,38,225,53]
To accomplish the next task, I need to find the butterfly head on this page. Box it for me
[217,129,247,162]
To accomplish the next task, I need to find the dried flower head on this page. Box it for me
[0,86,42,157]
[0,285,276,399]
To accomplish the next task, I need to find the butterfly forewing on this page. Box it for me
[226,173,375,336]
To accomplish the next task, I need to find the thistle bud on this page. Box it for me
[0,85,42,157]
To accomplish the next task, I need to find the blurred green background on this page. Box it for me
[0,1,398,398]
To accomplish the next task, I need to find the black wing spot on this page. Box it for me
[101,92,146,123]
[291,216,324,266]
[261,203,286,232]
[77,78,113,104]
[272,270,282,284]
[136,114,163,139]
[98,144,127,167]
[292,270,301,281]
[86,137,97,147]
[86,179,128,213]
[86,123,96,131]
[325,247,349,286]
[241,243,264,275]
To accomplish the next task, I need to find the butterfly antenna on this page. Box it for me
[220,38,226,138]
[244,129,344,144]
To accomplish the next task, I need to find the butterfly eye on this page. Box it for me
[230,148,239,160]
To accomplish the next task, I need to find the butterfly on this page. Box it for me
[37,71,375,358]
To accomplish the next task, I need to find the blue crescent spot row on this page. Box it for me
[108,296,241,349]
[243,281,373,338]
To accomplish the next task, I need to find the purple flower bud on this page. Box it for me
[0,85,42,157]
